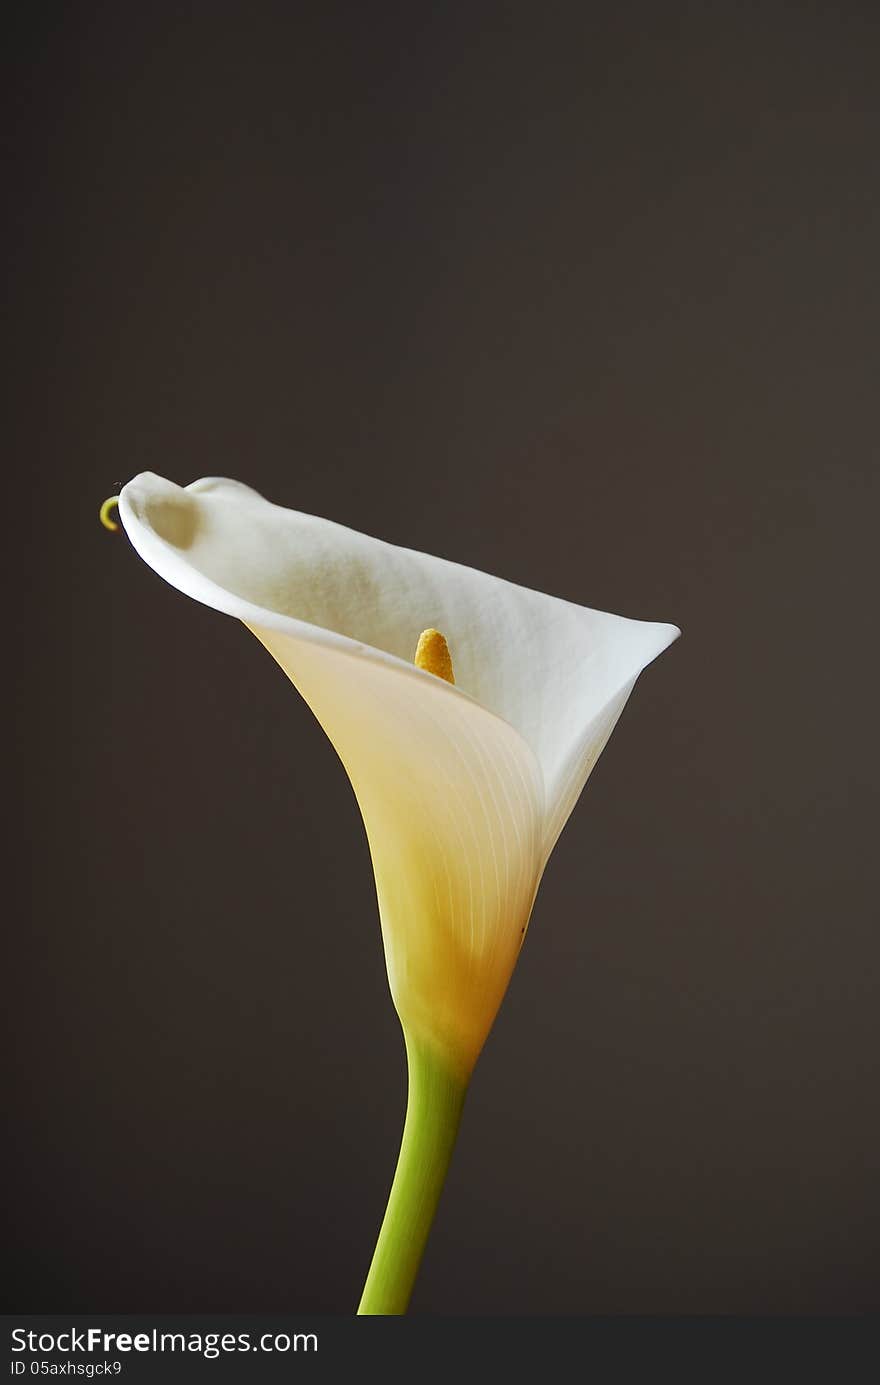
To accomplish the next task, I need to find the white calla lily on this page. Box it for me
[113,471,679,1312]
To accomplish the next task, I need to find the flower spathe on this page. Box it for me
[117,473,679,1079]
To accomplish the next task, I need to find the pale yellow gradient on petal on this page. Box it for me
[250,626,544,1078]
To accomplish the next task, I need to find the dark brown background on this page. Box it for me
[7,2,878,1313]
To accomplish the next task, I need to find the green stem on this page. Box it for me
[357,1032,469,1315]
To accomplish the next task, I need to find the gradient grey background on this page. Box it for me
[7,2,879,1313]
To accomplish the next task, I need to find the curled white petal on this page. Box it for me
[118,472,678,1070]
[119,474,678,844]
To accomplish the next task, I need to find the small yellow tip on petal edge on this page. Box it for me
[414,628,455,684]
[99,496,120,532]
